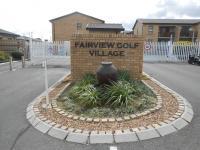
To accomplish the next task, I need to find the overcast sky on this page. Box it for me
[1,0,200,40]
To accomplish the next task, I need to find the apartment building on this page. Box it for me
[133,19,200,42]
[50,12,124,41]
[0,28,19,40]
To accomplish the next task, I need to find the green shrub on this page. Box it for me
[0,51,9,62]
[77,84,101,107]
[80,73,96,85]
[68,73,99,108]
[68,83,87,99]
[10,51,24,60]
[61,72,157,117]
[117,70,131,81]
[69,83,101,108]
[104,81,137,107]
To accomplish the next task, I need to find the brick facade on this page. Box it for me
[133,19,200,42]
[142,24,159,42]
[50,12,104,41]
[71,33,144,81]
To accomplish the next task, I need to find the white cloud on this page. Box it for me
[149,0,200,18]
[0,0,199,40]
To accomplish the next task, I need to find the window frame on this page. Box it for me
[148,25,153,34]
[76,22,82,30]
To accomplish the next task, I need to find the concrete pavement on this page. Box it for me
[0,63,200,150]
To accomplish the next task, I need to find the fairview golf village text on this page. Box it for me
[75,41,140,56]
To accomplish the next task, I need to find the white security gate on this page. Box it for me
[30,41,70,66]
[144,41,200,62]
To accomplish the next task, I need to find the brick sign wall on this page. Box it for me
[71,34,144,81]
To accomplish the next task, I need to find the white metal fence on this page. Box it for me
[144,41,200,62]
[30,41,70,66]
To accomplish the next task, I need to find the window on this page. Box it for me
[180,26,194,37]
[179,26,196,42]
[76,23,82,30]
[158,26,175,41]
[148,25,153,34]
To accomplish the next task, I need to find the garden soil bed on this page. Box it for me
[37,76,179,131]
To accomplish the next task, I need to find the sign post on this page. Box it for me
[9,56,13,71]
[21,56,25,68]
[43,41,51,109]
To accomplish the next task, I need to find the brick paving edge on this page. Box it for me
[25,72,194,144]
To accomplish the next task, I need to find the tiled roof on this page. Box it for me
[86,23,124,31]
[0,28,19,36]
[50,11,105,23]
[137,19,200,24]
[133,19,200,30]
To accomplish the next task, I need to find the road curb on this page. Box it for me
[26,72,194,144]
[0,61,19,66]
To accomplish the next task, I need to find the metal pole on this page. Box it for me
[44,41,51,109]
[21,56,25,68]
[29,32,33,64]
[9,56,13,71]
[168,34,173,59]
[44,60,51,108]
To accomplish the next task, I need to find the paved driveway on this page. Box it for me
[0,63,199,150]
[0,66,68,150]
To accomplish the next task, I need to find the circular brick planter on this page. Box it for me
[51,80,162,123]
[26,73,193,144]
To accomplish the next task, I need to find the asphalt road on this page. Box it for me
[0,61,30,74]
[0,63,200,150]
[0,66,69,150]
